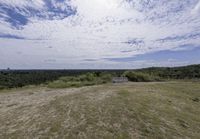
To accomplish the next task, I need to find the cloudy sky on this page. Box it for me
[0,0,200,69]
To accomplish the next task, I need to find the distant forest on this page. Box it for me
[0,64,200,89]
[136,64,200,79]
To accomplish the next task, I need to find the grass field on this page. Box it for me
[0,81,200,139]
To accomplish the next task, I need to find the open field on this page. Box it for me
[0,81,200,139]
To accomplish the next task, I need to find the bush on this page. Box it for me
[123,71,161,82]
[48,80,71,88]
[59,76,79,82]
[48,72,112,88]
[79,73,96,82]
[0,85,5,90]
[99,73,112,82]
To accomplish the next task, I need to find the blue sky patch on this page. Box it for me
[0,1,76,28]
[106,45,200,64]
[0,4,28,28]
[0,33,25,39]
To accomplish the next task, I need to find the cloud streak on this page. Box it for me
[0,0,200,69]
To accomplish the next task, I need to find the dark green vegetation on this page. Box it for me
[123,71,161,82]
[136,64,200,79]
[0,70,123,89]
[0,82,200,138]
[48,72,112,88]
[0,64,200,89]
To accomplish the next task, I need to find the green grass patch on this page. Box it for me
[118,90,131,97]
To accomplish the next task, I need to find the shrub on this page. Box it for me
[59,76,80,82]
[48,80,70,88]
[47,72,112,88]
[0,85,5,90]
[123,71,161,82]
[99,73,112,82]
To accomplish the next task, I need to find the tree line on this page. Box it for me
[0,64,200,89]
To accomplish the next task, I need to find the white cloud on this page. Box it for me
[191,0,200,14]
[0,0,200,68]
[0,0,45,9]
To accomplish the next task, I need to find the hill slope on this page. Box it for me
[0,82,200,138]
[136,64,200,79]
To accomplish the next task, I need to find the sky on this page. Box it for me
[0,0,200,69]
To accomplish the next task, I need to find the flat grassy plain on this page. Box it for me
[0,81,200,139]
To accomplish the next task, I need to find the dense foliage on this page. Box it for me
[0,64,200,89]
[123,71,161,82]
[0,70,122,89]
[48,72,112,88]
[136,64,200,79]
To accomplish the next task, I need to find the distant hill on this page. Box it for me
[136,64,200,79]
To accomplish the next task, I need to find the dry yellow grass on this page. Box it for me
[0,81,200,138]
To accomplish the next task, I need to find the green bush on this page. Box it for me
[79,73,96,82]
[48,80,70,88]
[48,72,112,88]
[0,85,5,90]
[48,80,87,88]
[123,71,161,82]
[59,76,79,82]
[99,72,112,82]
